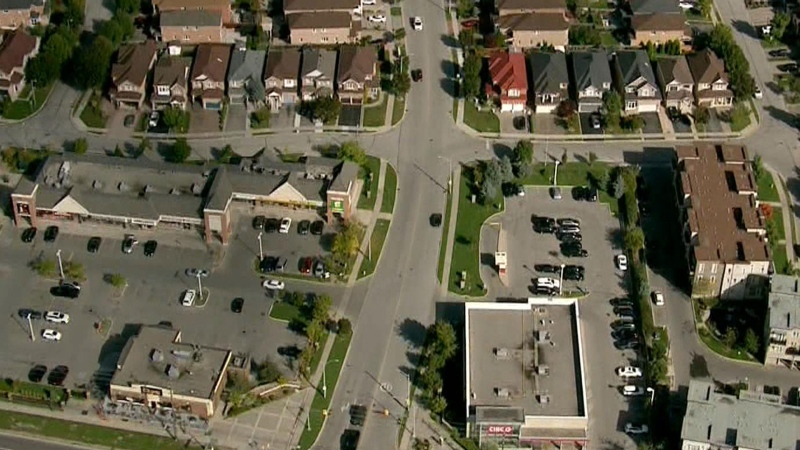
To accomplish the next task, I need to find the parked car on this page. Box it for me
[550,186,562,200]
[769,48,791,58]
[534,264,560,273]
[610,297,634,308]
[47,365,69,386]
[44,226,59,242]
[572,186,598,202]
[754,86,763,99]
[563,266,584,281]
[589,113,602,129]
[148,111,159,128]
[616,254,628,271]
[18,308,42,320]
[314,260,330,279]
[651,290,665,306]
[181,289,196,306]
[28,365,47,383]
[533,217,557,233]
[144,240,158,257]
[45,311,70,324]
[411,69,423,82]
[616,366,643,378]
[561,243,588,257]
[613,322,636,332]
[430,213,442,227]
[625,423,649,435]
[368,14,386,23]
[412,16,423,30]
[778,63,798,73]
[300,257,314,274]
[349,404,368,426]
[42,329,62,341]
[615,339,639,350]
[122,235,138,254]
[612,329,636,341]
[264,218,280,233]
[622,385,646,396]
[87,236,102,253]
[253,215,266,230]
[279,217,292,234]
[260,256,278,273]
[614,306,634,316]
[51,282,81,299]
[298,220,311,235]
[362,0,376,4]
[231,297,244,313]
[21,227,37,243]
[311,220,325,235]
[560,233,583,244]
[263,279,285,290]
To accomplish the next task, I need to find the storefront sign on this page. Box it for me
[485,425,515,436]
[330,199,345,213]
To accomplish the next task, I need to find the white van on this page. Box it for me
[535,277,560,288]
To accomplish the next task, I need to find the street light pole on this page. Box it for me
[646,387,655,405]
[322,359,340,399]
[406,372,411,408]
[56,249,64,280]
[559,263,565,296]
[438,155,452,194]
[257,231,263,261]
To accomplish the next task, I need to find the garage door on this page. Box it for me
[578,102,601,113]
[638,103,658,113]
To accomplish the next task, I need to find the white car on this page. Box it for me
[622,385,645,396]
[45,311,70,324]
[42,329,62,341]
[181,289,196,306]
[368,14,386,23]
[148,111,159,128]
[362,0,376,4]
[616,254,628,271]
[624,423,649,435]
[652,291,665,306]
[616,366,643,378]
[678,1,694,9]
[412,16,423,30]
[535,277,560,288]
[279,217,292,234]
[754,86,763,99]
[263,279,285,290]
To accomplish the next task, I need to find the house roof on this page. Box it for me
[656,56,692,85]
[496,12,569,31]
[265,48,301,81]
[631,12,686,31]
[301,48,337,80]
[153,0,229,12]
[160,10,222,27]
[570,50,612,92]
[286,11,352,29]
[153,55,190,87]
[191,44,231,83]
[615,50,658,89]
[111,40,157,87]
[0,30,37,76]
[629,0,679,14]
[227,47,266,83]
[496,0,566,10]
[0,0,44,10]
[283,0,359,13]
[488,52,528,93]
[529,51,568,95]
[337,45,377,84]
[686,48,728,84]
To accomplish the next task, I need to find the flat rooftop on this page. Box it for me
[468,304,584,417]
[111,326,231,399]
[768,275,800,331]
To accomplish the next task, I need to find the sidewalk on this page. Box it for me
[766,167,797,265]
[438,169,461,301]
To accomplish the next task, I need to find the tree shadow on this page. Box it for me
[90,323,142,396]
[765,105,798,129]
[396,318,427,348]
[440,34,459,48]
[689,352,711,378]
[606,227,624,248]
[731,19,758,39]
[479,252,495,268]
[319,232,336,252]
[439,77,458,98]
[492,142,512,159]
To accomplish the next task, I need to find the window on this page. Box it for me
[322,37,329,42]
[284,79,296,88]
[559,82,567,89]
[711,263,717,273]
[697,263,704,273]
[156,85,170,96]
[602,82,611,89]
[626,100,636,109]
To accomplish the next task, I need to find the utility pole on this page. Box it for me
[56,249,65,279]
[405,372,410,408]
[559,263,565,296]
[257,231,263,261]
[322,359,340,398]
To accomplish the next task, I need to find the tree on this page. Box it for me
[771,12,791,41]
[703,25,755,101]
[568,26,601,46]
[218,144,235,163]
[512,140,533,177]
[499,156,514,181]
[555,99,576,120]
[338,141,368,166]
[338,318,353,335]
[69,36,114,89]
[30,258,57,278]
[603,91,622,115]
[698,0,712,19]
[64,261,86,281]
[744,328,760,355]
[481,159,503,202]
[25,53,62,87]
[391,69,411,98]
[462,52,482,99]
[724,327,738,348]
[394,27,407,41]
[456,0,473,18]
[312,293,332,324]
[612,174,625,199]
[643,41,657,61]
[72,138,88,155]
[332,222,363,266]
[694,105,710,124]
[165,138,192,163]
[162,107,189,133]
[255,358,282,383]
[428,321,457,362]
[588,152,598,165]
[115,0,140,14]
[108,273,127,288]
[752,154,764,181]
[624,227,645,252]
[305,320,326,345]
[458,29,475,48]
[428,395,447,416]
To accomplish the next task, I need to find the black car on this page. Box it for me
[44,226,59,242]
[18,308,42,320]
[341,429,361,450]
[589,113,602,129]
[349,404,367,426]
[411,69,423,82]
[430,213,443,227]
[770,48,791,58]
[21,227,37,243]
[610,297,634,307]
[253,215,266,230]
[778,62,798,72]
[47,365,69,386]
[614,305,634,315]
[29,364,47,383]
[534,264,560,273]
[612,329,636,341]
[298,220,311,235]
[310,220,325,235]
[532,217,557,233]
[614,340,639,350]
[87,236,102,253]
[231,297,244,313]
[502,182,524,197]
[264,218,280,233]
[51,282,81,299]
[561,243,588,257]
[259,256,278,273]
[533,286,558,296]
[559,233,582,243]
[563,267,584,281]
[586,187,598,202]
[144,240,158,257]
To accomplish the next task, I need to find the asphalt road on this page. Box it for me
[0,433,89,450]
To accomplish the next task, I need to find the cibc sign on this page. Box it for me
[485,425,516,436]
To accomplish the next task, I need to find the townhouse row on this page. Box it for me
[486,48,733,115]
[109,42,380,112]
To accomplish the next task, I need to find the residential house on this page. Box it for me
[286,12,357,45]
[496,13,569,51]
[686,49,734,109]
[151,55,191,110]
[764,275,800,368]
[485,52,528,113]
[674,144,770,300]
[283,0,361,18]
[300,48,336,101]
[0,0,47,30]
[227,46,267,106]
[655,56,693,112]
[190,44,231,110]
[528,51,568,114]
[630,13,687,46]
[152,0,233,24]
[159,10,224,44]
[680,380,800,450]
[109,40,158,109]
[0,30,38,101]
[570,50,613,113]
[336,45,378,104]
[496,0,566,15]
[612,50,661,113]
[263,48,301,112]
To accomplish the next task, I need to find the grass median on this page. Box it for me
[391,97,405,126]
[437,187,454,283]
[381,164,398,214]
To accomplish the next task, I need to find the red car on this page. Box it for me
[300,257,314,274]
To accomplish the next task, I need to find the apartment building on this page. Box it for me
[764,274,800,368]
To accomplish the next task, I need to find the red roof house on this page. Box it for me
[485,52,528,113]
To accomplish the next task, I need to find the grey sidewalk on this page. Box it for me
[766,167,797,265]
[438,168,461,297]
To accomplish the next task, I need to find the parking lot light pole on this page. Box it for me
[559,264,565,296]
[646,387,655,405]
[27,314,34,341]
[322,359,340,398]
[553,160,561,186]
[196,272,203,295]
[56,249,65,280]
[257,231,263,261]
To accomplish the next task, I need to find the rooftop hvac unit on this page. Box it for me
[172,350,193,359]
[536,365,550,376]
[150,349,164,362]
[494,388,510,398]
[166,364,180,379]
[168,45,181,56]
[92,180,103,190]
[537,394,550,404]
[494,348,509,359]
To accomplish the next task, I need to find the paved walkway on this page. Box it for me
[766,166,797,265]
[437,169,461,300]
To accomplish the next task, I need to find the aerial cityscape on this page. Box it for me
[0,0,797,448]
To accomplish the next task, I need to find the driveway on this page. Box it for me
[533,114,565,135]
[271,106,298,131]
[189,106,221,134]
[580,113,603,135]
[339,105,362,127]
[671,116,693,134]
[705,110,723,132]
[83,0,113,31]
[224,104,248,133]
[640,113,662,134]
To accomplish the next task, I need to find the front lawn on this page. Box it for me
[773,244,789,274]
[772,206,786,241]
[756,170,780,202]
[391,96,405,126]
[380,163,398,213]
[269,301,303,323]
[463,101,499,133]
[2,84,52,120]
[79,93,107,129]
[358,219,391,278]
[357,156,381,210]
[363,96,388,127]
[697,327,756,362]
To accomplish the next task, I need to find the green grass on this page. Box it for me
[2,84,52,120]
[599,190,620,217]
[0,410,199,450]
[773,244,789,274]
[729,109,751,132]
[463,101,499,133]
[381,163,397,213]
[391,96,405,126]
[308,332,330,378]
[772,206,786,241]
[449,169,501,296]
[519,161,610,187]
[358,219,391,278]
[79,99,107,129]
[756,171,780,202]
[269,301,303,322]
[599,30,619,48]
[697,327,756,362]
[298,331,352,450]
[390,6,402,15]
[0,380,67,404]
[357,156,381,210]
[761,38,786,49]
[437,187,454,282]
[363,96,389,127]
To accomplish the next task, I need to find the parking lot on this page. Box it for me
[0,212,344,394]
[478,188,650,447]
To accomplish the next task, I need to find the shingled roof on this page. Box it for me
[0,30,38,76]
[111,41,157,87]
[191,44,231,83]
[496,12,569,31]
[337,45,377,84]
